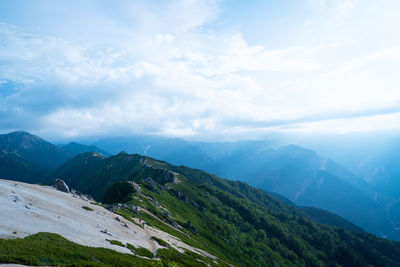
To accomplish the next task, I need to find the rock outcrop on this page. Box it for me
[142,177,158,193]
[183,220,197,234]
[54,179,70,193]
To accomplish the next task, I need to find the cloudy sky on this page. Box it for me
[1,0,400,140]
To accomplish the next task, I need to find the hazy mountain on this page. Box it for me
[45,152,400,266]
[292,134,400,240]
[1,131,399,240]
[93,135,218,172]
[290,134,400,190]
[61,142,111,157]
[192,140,274,162]
[205,143,397,239]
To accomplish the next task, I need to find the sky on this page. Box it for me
[1,0,400,141]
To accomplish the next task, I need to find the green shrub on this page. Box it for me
[105,239,125,247]
[151,236,169,247]
[103,181,136,204]
[126,243,154,258]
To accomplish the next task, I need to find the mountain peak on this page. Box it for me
[6,131,44,140]
[0,131,70,169]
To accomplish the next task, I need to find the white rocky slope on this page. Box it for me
[0,179,215,260]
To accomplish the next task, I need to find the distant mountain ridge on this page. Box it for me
[92,135,218,172]
[0,131,399,240]
[207,143,398,239]
[292,135,400,240]
[61,142,111,157]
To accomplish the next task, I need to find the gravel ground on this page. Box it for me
[0,179,216,260]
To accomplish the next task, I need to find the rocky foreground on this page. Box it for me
[0,179,214,259]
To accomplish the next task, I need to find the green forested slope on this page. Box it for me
[50,152,400,266]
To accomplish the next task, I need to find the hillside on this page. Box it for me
[91,136,399,239]
[0,131,70,183]
[0,179,220,266]
[0,131,110,184]
[0,131,70,169]
[0,150,42,182]
[49,152,400,266]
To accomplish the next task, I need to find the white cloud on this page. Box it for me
[1,0,400,139]
[279,112,400,135]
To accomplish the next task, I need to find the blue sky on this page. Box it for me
[0,0,400,140]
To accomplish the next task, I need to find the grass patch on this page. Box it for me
[82,205,93,211]
[106,239,125,247]
[127,243,154,258]
[0,232,160,266]
[151,236,169,247]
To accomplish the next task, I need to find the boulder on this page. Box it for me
[106,205,115,212]
[54,179,70,193]
[169,219,179,229]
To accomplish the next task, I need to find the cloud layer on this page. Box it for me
[0,0,400,140]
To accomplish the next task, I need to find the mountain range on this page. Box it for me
[0,131,399,240]
[1,131,400,265]
[90,135,400,240]
[0,131,109,182]
[32,152,400,266]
